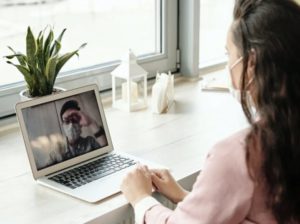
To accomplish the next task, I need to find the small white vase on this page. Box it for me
[19,86,66,101]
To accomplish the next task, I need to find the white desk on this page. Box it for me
[0,77,248,223]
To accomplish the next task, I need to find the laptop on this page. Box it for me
[16,84,161,203]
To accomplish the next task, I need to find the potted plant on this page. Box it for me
[4,26,86,99]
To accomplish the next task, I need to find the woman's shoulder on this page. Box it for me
[211,128,250,156]
[205,128,251,175]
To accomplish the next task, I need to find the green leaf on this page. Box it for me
[6,61,34,88]
[37,34,44,72]
[50,40,61,57]
[4,52,28,67]
[55,43,87,75]
[26,27,37,67]
[57,28,66,43]
[50,28,66,56]
[44,29,54,63]
[56,52,75,75]
[37,30,43,41]
[7,46,16,54]
[79,43,87,50]
[37,69,49,95]
[16,53,28,66]
[45,56,57,87]
[7,44,27,65]
[3,53,23,59]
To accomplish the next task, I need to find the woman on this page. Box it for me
[121,0,300,223]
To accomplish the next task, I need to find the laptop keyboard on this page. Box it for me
[49,154,136,189]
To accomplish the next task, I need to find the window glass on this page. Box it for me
[199,0,234,67]
[0,0,160,87]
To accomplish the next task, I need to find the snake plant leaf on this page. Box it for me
[37,34,45,71]
[50,28,66,56]
[55,43,87,75]
[50,40,62,57]
[27,63,37,77]
[26,27,37,68]
[78,43,87,50]
[55,51,76,77]
[37,30,42,40]
[57,28,66,43]
[4,53,23,59]
[37,69,50,95]
[29,64,49,96]
[15,52,28,66]
[44,29,54,63]
[27,63,43,95]
[7,46,16,53]
[45,56,58,87]
[5,47,28,66]
[6,61,34,87]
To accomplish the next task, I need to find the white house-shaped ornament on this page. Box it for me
[111,49,148,112]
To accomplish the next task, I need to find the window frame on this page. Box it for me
[0,0,178,118]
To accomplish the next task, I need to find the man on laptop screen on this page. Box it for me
[60,99,107,160]
[23,91,107,170]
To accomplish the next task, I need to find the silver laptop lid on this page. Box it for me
[15,84,114,179]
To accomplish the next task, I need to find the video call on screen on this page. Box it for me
[22,91,108,170]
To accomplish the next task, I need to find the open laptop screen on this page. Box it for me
[21,90,108,171]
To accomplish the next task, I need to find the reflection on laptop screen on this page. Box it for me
[21,90,108,171]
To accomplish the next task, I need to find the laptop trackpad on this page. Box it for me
[73,169,127,203]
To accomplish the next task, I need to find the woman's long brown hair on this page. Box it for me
[232,0,300,223]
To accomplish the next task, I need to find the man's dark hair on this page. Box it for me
[60,100,80,119]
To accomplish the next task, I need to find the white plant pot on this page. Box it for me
[19,86,66,101]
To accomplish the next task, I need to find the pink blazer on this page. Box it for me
[144,129,277,224]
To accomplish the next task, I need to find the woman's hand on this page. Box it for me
[151,169,189,204]
[121,165,153,206]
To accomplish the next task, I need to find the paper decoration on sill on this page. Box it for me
[151,71,174,114]
[201,75,229,92]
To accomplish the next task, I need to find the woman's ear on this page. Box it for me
[247,48,256,80]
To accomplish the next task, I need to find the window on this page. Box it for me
[199,0,234,67]
[0,0,177,117]
[0,0,160,87]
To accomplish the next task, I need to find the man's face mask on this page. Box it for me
[63,122,81,142]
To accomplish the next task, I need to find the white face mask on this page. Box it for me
[63,123,81,142]
[227,57,243,102]
[227,57,258,119]
[227,57,254,102]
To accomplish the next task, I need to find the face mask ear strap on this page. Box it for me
[245,76,254,89]
[230,56,243,69]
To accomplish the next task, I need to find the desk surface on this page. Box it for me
[0,77,248,223]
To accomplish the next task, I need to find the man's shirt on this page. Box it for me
[64,136,100,159]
